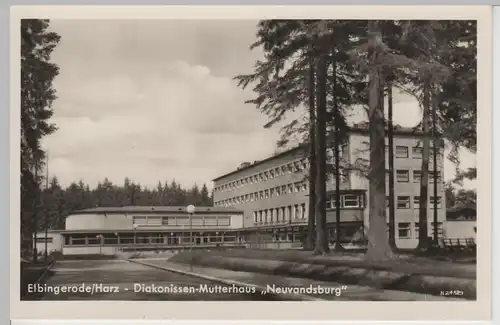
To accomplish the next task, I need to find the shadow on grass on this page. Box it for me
[171,249,476,279]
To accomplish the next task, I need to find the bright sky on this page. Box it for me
[42,19,476,190]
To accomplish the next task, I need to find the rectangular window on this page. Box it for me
[302,182,308,191]
[294,182,301,192]
[34,237,53,243]
[395,146,409,158]
[217,217,231,227]
[343,195,360,208]
[132,216,147,225]
[263,171,269,181]
[429,196,442,209]
[326,197,336,209]
[269,170,275,179]
[430,171,442,182]
[301,203,306,219]
[147,217,162,226]
[70,235,86,246]
[413,196,420,209]
[264,190,270,199]
[294,161,301,172]
[413,170,422,182]
[397,196,410,209]
[281,185,287,194]
[396,170,409,182]
[288,184,293,194]
[270,188,275,197]
[204,216,218,226]
[412,146,423,159]
[276,187,281,196]
[295,205,301,219]
[87,236,102,245]
[398,222,411,239]
[431,222,444,236]
[259,191,264,199]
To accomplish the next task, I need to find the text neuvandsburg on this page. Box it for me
[266,285,344,296]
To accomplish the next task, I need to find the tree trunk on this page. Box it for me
[365,21,393,261]
[313,53,329,255]
[387,85,397,250]
[417,79,431,251]
[306,57,316,250]
[32,164,38,263]
[332,53,344,252]
[431,87,439,245]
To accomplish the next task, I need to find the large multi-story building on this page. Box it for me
[212,124,446,249]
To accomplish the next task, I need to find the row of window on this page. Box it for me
[397,222,444,239]
[64,232,238,246]
[391,145,439,160]
[389,196,442,209]
[214,180,309,207]
[214,144,439,193]
[132,215,231,227]
[326,194,364,209]
[214,158,309,193]
[253,203,307,224]
[391,169,442,183]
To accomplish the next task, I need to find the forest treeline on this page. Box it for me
[36,177,213,231]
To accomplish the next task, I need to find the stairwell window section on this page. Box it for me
[398,222,411,239]
[397,196,411,209]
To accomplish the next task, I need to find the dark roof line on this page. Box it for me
[71,206,243,215]
[212,124,427,182]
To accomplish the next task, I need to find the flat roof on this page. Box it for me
[212,124,427,182]
[72,206,243,215]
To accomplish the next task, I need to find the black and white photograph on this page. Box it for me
[13,5,492,320]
